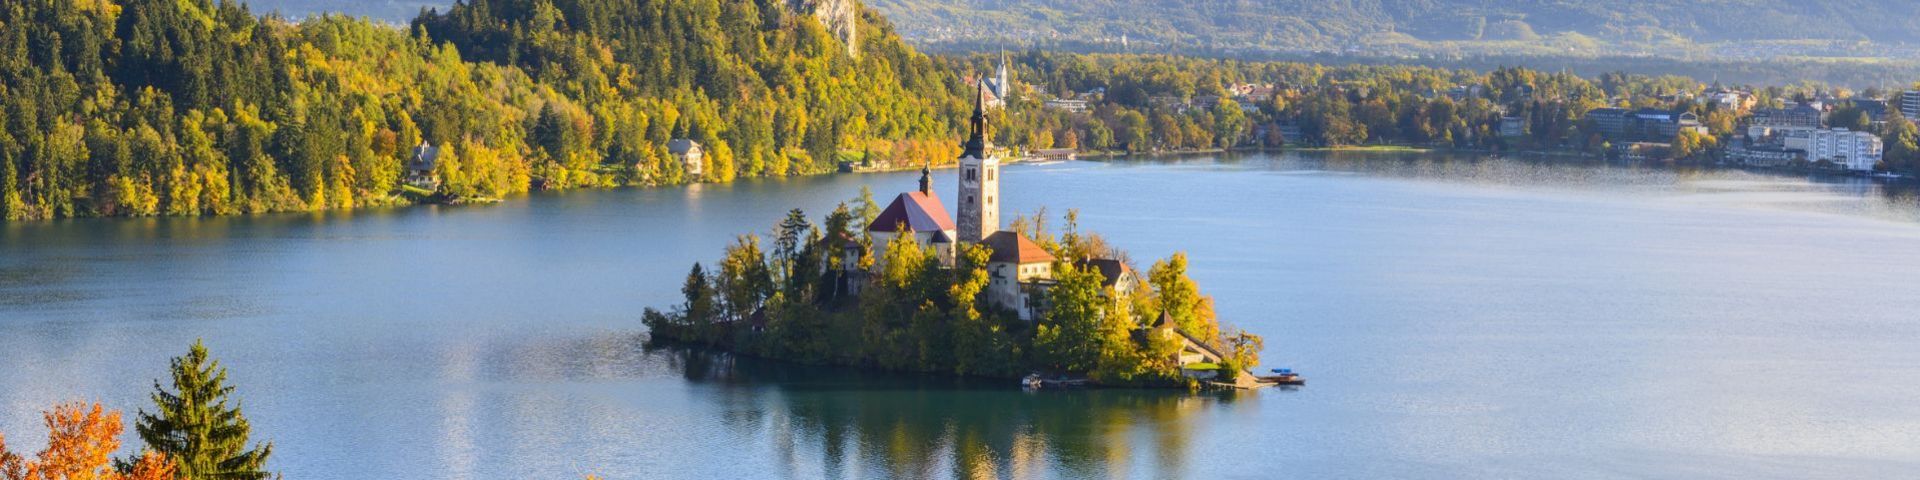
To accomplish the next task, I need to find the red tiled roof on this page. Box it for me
[867,191,956,233]
[982,231,1055,264]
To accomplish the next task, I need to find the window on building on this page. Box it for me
[987,168,995,181]
[967,168,977,181]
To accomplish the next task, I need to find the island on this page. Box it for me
[645,88,1269,389]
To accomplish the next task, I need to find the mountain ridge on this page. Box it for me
[235,0,1920,61]
[865,0,1920,49]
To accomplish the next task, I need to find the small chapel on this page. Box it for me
[850,84,1060,320]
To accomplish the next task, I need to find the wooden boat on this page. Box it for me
[1258,368,1306,386]
[1021,373,1090,389]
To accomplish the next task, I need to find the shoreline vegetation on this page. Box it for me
[7,1,1919,222]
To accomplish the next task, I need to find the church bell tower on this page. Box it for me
[957,83,1000,244]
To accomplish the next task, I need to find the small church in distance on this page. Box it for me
[846,86,1084,321]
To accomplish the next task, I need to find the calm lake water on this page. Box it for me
[4,152,1920,479]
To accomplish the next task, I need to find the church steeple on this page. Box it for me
[918,162,933,195]
[956,82,1000,244]
[962,82,991,159]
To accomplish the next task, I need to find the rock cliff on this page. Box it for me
[789,0,859,57]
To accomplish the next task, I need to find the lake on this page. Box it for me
[4,152,1919,479]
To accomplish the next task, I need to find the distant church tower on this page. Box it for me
[957,85,1000,244]
[982,51,1011,109]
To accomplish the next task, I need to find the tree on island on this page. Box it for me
[1146,253,1219,341]
[133,340,274,480]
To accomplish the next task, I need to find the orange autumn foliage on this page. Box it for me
[0,403,177,480]
[117,453,176,480]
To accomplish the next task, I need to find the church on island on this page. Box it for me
[640,81,1274,388]
[835,86,1247,383]
[849,86,1062,320]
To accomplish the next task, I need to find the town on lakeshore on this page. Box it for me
[644,84,1278,390]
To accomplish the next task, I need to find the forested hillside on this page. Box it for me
[0,0,966,220]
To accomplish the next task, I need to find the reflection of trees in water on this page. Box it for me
[645,344,1247,479]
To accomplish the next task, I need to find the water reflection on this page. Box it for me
[645,344,1246,480]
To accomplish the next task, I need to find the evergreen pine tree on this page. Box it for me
[135,340,273,480]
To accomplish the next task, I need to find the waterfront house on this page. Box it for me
[669,139,704,179]
[405,141,441,190]
[1587,108,1705,143]
[1033,148,1077,161]
[1780,128,1882,171]
[1725,141,1802,168]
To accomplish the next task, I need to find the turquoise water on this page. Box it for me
[4,152,1919,479]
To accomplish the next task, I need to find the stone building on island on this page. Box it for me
[848,84,1071,320]
[981,230,1055,320]
[865,164,958,268]
[822,82,1243,379]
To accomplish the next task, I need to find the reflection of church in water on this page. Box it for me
[844,86,1063,321]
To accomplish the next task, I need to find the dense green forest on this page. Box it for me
[644,197,1264,385]
[5,0,1918,221]
[0,0,968,220]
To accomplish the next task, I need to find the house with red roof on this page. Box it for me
[982,231,1056,320]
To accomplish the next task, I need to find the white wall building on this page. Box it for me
[1780,128,1883,171]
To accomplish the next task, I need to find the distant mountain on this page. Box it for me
[238,0,1920,60]
[864,0,1920,58]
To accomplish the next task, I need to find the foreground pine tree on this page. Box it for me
[135,341,273,480]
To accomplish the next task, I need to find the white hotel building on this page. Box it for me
[1780,128,1883,171]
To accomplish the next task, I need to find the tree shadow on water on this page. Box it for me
[643,343,1255,479]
